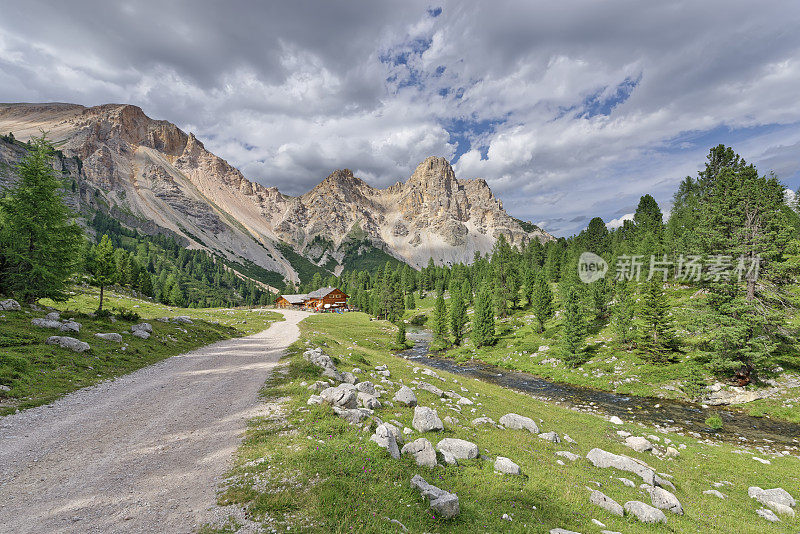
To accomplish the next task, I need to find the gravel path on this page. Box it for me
[0,309,310,534]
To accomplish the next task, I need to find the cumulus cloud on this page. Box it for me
[2,0,800,235]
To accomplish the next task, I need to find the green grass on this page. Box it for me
[213,312,800,533]
[0,286,281,414]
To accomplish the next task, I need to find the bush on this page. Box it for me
[408,314,428,326]
[113,307,141,322]
[94,308,113,319]
[705,414,724,431]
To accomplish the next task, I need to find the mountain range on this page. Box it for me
[0,103,552,284]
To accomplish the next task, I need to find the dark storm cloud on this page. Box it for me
[2,0,800,235]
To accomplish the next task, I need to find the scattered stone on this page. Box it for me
[555,451,580,461]
[320,384,358,409]
[589,490,624,516]
[131,329,150,339]
[307,395,323,405]
[393,385,418,407]
[625,436,653,453]
[32,318,62,329]
[0,299,21,311]
[752,456,771,465]
[623,501,667,524]
[341,371,358,384]
[703,490,726,499]
[646,486,684,515]
[332,407,370,424]
[132,322,153,333]
[538,431,561,443]
[412,406,443,432]
[94,333,123,343]
[749,487,796,516]
[172,315,193,324]
[616,430,631,438]
[401,438,437,467]
[443,415,458,426]
[609,416,624,425]
[756,508,780,522]
[665,446,680,458]
[591,519,605,527]
[501,513,511,521]
[45,336,90,353]
[357,392,381,410]
[587,448,657,486]
[471,416,496,427]
[356,381,376,395]
[456,397,473,405]
[550,529,581,534]
[352,367,363,374]
[371,423,401,459]
[410,474,459,519]
[45,311,60,321]
[418,381,444,397]
[499,413,539,433]
[562,434,577,444]
[436,438,479,460]
[494,456,522,475]
[618,478,635,487]
[60,320,81,333]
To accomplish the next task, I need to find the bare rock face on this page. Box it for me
[0,104,554,278]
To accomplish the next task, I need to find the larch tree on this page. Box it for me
[449,287,468,345]
[530,270,554,333]
[471,286,496,347]
[561,286,586,366]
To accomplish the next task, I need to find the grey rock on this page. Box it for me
[393,385,417,407]
[45,311,60,321]
[562,434,577,444]
[436,438,478,460]
[456,397,473,405]
[410,474,459,519]
[0,385,11,392]
[624,501,667,524]
[418,381,444,397]
[32,318,62,329]
[587,448,657,486]
[357,392,381,410]
[132,322,153,333]
[748,487,796,509]
[0,299,21,311]
[665,446,680,458]
[412,406,443,432]
[401,438,437,467]
[320,384,358,409]
[45,336,90,353]
[172,315,193,324]
[131,329,150,339]
[307,395,323,405]
[439,449,458,465]
[494,456,522,475]
[341,371,358,384]
[555,451,580,461]
[609,416,624,425]
[94,333,123,342]
[625,436,653,453]
[646,486,684,515]
[499,413,539,433]
[356,381,376,395]
[703,489,726,499]
[589,490,624,516]
[550,529,582,534]
[332,407,370,424]
[371,423,401,459]
[538,431,561,443]
[321,366,344,382]
[618,477,635,487]
[756,508,780,522]
[60,320,81,333]
[472,416,497,427]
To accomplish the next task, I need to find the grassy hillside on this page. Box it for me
[208,312,800,533]
[0,287,281,414]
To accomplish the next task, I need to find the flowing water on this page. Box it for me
[400,330,800,450]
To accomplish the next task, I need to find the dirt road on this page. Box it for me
[0,309,309,533]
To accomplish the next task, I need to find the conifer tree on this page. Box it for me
[449,287,468,345]
[0,134,83,301]
[638,278,676,362]
[471,286,496,347]
[91,234,117,311]
[531,271,554,333]
[611,280,636,347]
[395,320,407,347]
[433,291,449,344]
[405,291,415,310]
[561,286,586,366]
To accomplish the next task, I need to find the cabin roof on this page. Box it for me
[278,294,308,304]
[306,287,341,299]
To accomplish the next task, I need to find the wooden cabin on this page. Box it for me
[275,294,308,308]
[304,287,349,311]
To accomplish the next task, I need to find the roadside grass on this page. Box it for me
[214,312,800,533]
[0,286,281,414]
[421,284,800,424]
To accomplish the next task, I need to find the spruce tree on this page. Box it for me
[531,271,554,333]
[638,278,676,362]
[91,234,117,311]
[395,320,407,347]
[449,287,468,345]
[471,286,496,347]
[561,286,586,366]
[405,291,415,310]
[0,134,83,301]
[611,280,636,347]
[433,291,449,344]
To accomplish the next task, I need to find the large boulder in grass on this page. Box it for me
[45,336,90,353]
[95,333,123,343]
[401,438,437,467]
[59,320,81,333]
[499,413,539,433]
[412,406,443,432]
[587,448,657,486]
[320,384,358,409]
[624,501,667,524]
[749,487,796,516]
[589,490,624,516]
[370,423,401,459]
[494,456,522,475]
[410,475,460,519]
[132,322,153,333]
[625,436,654,453]
[393,385,417,407]
[436,438,479,460]
[32,318,62,329]
[0,299,21,311]
[646,486,684,515]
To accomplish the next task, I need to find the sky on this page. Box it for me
[2,1,800,236]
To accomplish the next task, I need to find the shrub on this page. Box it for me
[705,414,724,431]
[113,307,141,322]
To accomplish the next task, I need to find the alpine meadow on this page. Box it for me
[1,2,800,533]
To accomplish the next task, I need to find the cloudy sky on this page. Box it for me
[2,1,800,236]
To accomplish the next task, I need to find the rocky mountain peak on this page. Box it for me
[407,156,457,192]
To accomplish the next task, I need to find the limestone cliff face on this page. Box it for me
[0,103,552,278]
